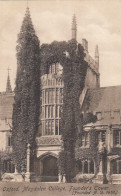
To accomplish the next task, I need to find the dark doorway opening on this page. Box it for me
[42,155,58,182]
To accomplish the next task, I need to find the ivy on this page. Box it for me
[75,129,100,175]
[12,10,98,177]
[41,39,90,182]
[12,8,41,172]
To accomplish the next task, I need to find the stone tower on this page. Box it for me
[40,63,63,136]
[72,14,77,40]
[6,69,12,93]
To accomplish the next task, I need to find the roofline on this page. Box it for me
[86,84,121,91]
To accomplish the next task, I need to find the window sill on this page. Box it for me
[113,145,121,148]
[77,173,95,179]
[80,146,90,149]
[6,146,12,153]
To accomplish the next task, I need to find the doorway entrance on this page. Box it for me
[42,155,58,182]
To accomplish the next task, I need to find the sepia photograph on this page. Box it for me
[0,0,121,195]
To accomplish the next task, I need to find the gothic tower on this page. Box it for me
[72,14,77,40]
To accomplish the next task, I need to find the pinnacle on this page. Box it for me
[72,14,77,30]
[6,70,12,93]
[95,45,99,57]
[71,14,77,40]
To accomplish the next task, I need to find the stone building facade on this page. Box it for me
[1,12,121,184]
[0,71,14,175]
[34,15,100,182]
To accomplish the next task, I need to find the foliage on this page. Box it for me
[72,173,96,183]
[12,8,41,172]
[11,10,98,176]
[0,151,13,180]
[41,39,89,181]
[75,129,100,175]
[59,40,89,182]
[40,41,67,75]
[0,151,13,161]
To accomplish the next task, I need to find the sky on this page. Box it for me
[0,0,121,91]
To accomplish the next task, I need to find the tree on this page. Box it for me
[12,7,41,172]
[58,40,89,182]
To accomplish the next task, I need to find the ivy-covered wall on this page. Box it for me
[75,129,100,175]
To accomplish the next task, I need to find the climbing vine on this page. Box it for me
[12,8,41,172]
[40,39,90,182]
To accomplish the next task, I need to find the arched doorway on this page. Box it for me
[42,155,58,182]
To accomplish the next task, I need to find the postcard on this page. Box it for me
[0,0,121,195]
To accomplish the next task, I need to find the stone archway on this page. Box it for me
[42,155,58,181]
[38,153,58,182]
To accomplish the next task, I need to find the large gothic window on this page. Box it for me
[41,63,63,136]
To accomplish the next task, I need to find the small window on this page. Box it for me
[79,161,82,173]
[48,121,51,135]
[79,160,94,174]
[56,105,59,118]
[113,130,121,147]
[90,160,94,174]
[45,121,48,135]
[60,88,63,103]
[97,131,106,144]
[42,121,44,135]
[3,160,15,173]
[42,107,44,118]
[55,120,58,135]
[84,161,88,173]
[8,136,11,147]
[51,89,54,104]
[49,65,52,74]
[48,79,50,86]
[42,91,44,105]
[45,90,48,104]
[112,159,121,174]
[51,106,54,118]
[119,161,121,174]
[51,120,54,135]
[56,89,59,103]
[81,132,89,147]
[96,112,102,120]
[45,106,48,118]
